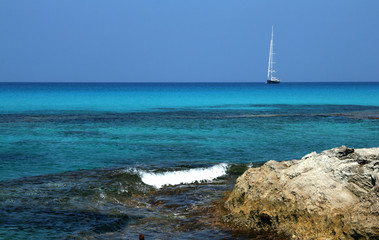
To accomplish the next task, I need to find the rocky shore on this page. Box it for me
[223,146,379,239]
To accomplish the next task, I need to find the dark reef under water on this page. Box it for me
[0,163,272,239]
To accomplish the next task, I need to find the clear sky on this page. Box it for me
[0,0,378,82]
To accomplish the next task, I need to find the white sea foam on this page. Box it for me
[140,163,228,189]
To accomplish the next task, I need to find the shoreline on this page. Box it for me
[1,146,378,239]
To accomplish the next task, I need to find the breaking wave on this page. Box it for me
[139,163,228,188]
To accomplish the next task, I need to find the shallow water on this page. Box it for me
[0,83,379,239]
[1,104,378,182]
[0,164,252,239]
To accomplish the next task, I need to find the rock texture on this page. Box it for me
[224,146,379,239]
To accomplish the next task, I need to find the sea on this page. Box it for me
[0,82,378,239]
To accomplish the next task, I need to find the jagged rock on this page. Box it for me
[224,146,379,239]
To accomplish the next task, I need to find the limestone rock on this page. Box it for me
[224,146,379,239]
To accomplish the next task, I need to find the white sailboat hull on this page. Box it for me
[266,79,281,84]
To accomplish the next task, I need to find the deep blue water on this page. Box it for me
[0,82,378,239]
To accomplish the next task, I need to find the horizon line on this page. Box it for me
[0,81,378,84]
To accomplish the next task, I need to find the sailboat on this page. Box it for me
[266,26,281,84]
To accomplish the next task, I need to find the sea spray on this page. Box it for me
[139,163,229,188]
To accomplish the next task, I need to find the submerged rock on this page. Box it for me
[224,146,379,239]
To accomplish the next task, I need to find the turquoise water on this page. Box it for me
[0,82,379,239]
[1,83,379,112]
[1,83,379,181]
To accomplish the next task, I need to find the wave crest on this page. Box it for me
[140,163,228,188]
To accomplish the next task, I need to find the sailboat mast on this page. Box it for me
[270,26,274,80]
[267,26,274,80]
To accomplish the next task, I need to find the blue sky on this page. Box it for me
[0,0,378,82]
